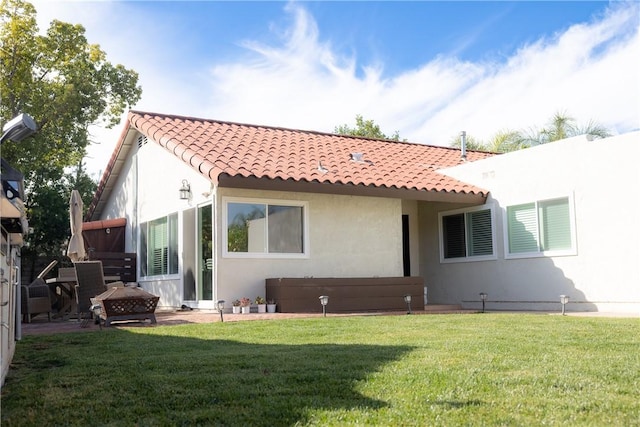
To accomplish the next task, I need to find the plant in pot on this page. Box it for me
[255,296,266,313]
[240,297,251,314]
[267,299,277,313]
[232,299,241,314]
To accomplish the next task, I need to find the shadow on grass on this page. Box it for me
[3,328,414,426]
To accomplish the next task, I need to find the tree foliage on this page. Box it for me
[334,114,403,141]
[0,0,141,266]
[449,111,612,153]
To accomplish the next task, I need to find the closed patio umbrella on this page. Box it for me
[67,189,86,261]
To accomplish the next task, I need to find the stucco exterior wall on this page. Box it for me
[215,187,405,305]
[99,133,407,309]
[99,136,213,307]
[425,132,640,313]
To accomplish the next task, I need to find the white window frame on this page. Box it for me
[139,212,180,279]
[438,204,497,263]
[222,197,309,259]
[503,195,577,259]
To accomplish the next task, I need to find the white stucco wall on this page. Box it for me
[214,187,405,306]
[425,132,640,313]
[99,132,407,309]
[99,136,213,307]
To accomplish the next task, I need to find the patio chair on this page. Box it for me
[74,261,107,327]
[20,260,58,323]
[21,278,53,323]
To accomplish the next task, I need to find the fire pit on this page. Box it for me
[91,285,159,327]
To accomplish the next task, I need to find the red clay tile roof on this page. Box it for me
[87,110,494,219]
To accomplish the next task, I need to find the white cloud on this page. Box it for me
[29,1,640,177]
[206,3,639,146]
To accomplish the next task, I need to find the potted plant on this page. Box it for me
[255,296,266,313]
[267,299,277,313]
[232,299,241,314]
[240,297,251,314]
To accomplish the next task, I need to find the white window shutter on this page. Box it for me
[467,209,493,256]
[539,198,571,251]
[508,203,539,253]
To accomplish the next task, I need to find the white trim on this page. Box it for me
[138,212,181,279]
[222,197,310,259]
[438,203,497,263]
[503,193,577,259]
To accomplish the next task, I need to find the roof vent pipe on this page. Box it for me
[460,131,467,160]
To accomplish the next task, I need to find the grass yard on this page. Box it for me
[1,313,639,426]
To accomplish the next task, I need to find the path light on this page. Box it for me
[179,179,191,200]
[479,292,488,313]
[404,294,412,315]
[560,295,569,316]
[217,300,225,322]
[319,295,329,317]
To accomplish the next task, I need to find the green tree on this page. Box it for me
[1,0,141,269]
[486,130,529,153]
[334,114,403,141]
[533,111,611,144]
[449,111,611,153]
[448,133,488,151]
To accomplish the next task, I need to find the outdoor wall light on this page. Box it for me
[1,113,37,145]
[319,295,329,317]
[217,300,225,322]
[560,295,569,316]
[404,294,412,315]
[179,179,191,200]
[480,292,488,313]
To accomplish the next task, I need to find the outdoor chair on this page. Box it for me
[21,278,53,323]
[20,260,58,323]
[74,261,108,327]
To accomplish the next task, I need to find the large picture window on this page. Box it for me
[140,213,179,277]
[506,196,575,257]
[439,205,495,262]
[224,198,307,257]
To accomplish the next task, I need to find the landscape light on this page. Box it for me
[480,292,488,313]
[217,300,225,322]
[560,295,569,316]
[404,294,412,315]
[319,295,329,317]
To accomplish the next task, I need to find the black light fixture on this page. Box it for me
[179,179,191,200]
[217,300,225,322]
[404,294,412,314]
[560,295,569,316]
[319,295,329,317]
[479,292,488,313]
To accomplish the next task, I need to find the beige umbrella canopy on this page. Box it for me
[67,189,86,262]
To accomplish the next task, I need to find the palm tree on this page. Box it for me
[449,111,612,152]
[532,111,611,145]
[486,130,529,153]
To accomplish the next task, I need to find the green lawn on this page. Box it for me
[2,313,639,426]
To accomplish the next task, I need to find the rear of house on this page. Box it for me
[86,111,489,311]
[427,131,640,313]
[87,111,639,315]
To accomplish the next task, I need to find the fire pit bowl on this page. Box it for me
[91,285,159,327]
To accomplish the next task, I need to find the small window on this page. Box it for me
[506,196,575,258]
[439,205,495,262]
[140,213,179,277]
[224,198,308,258]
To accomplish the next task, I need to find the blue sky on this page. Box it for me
[32,1,639,178]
